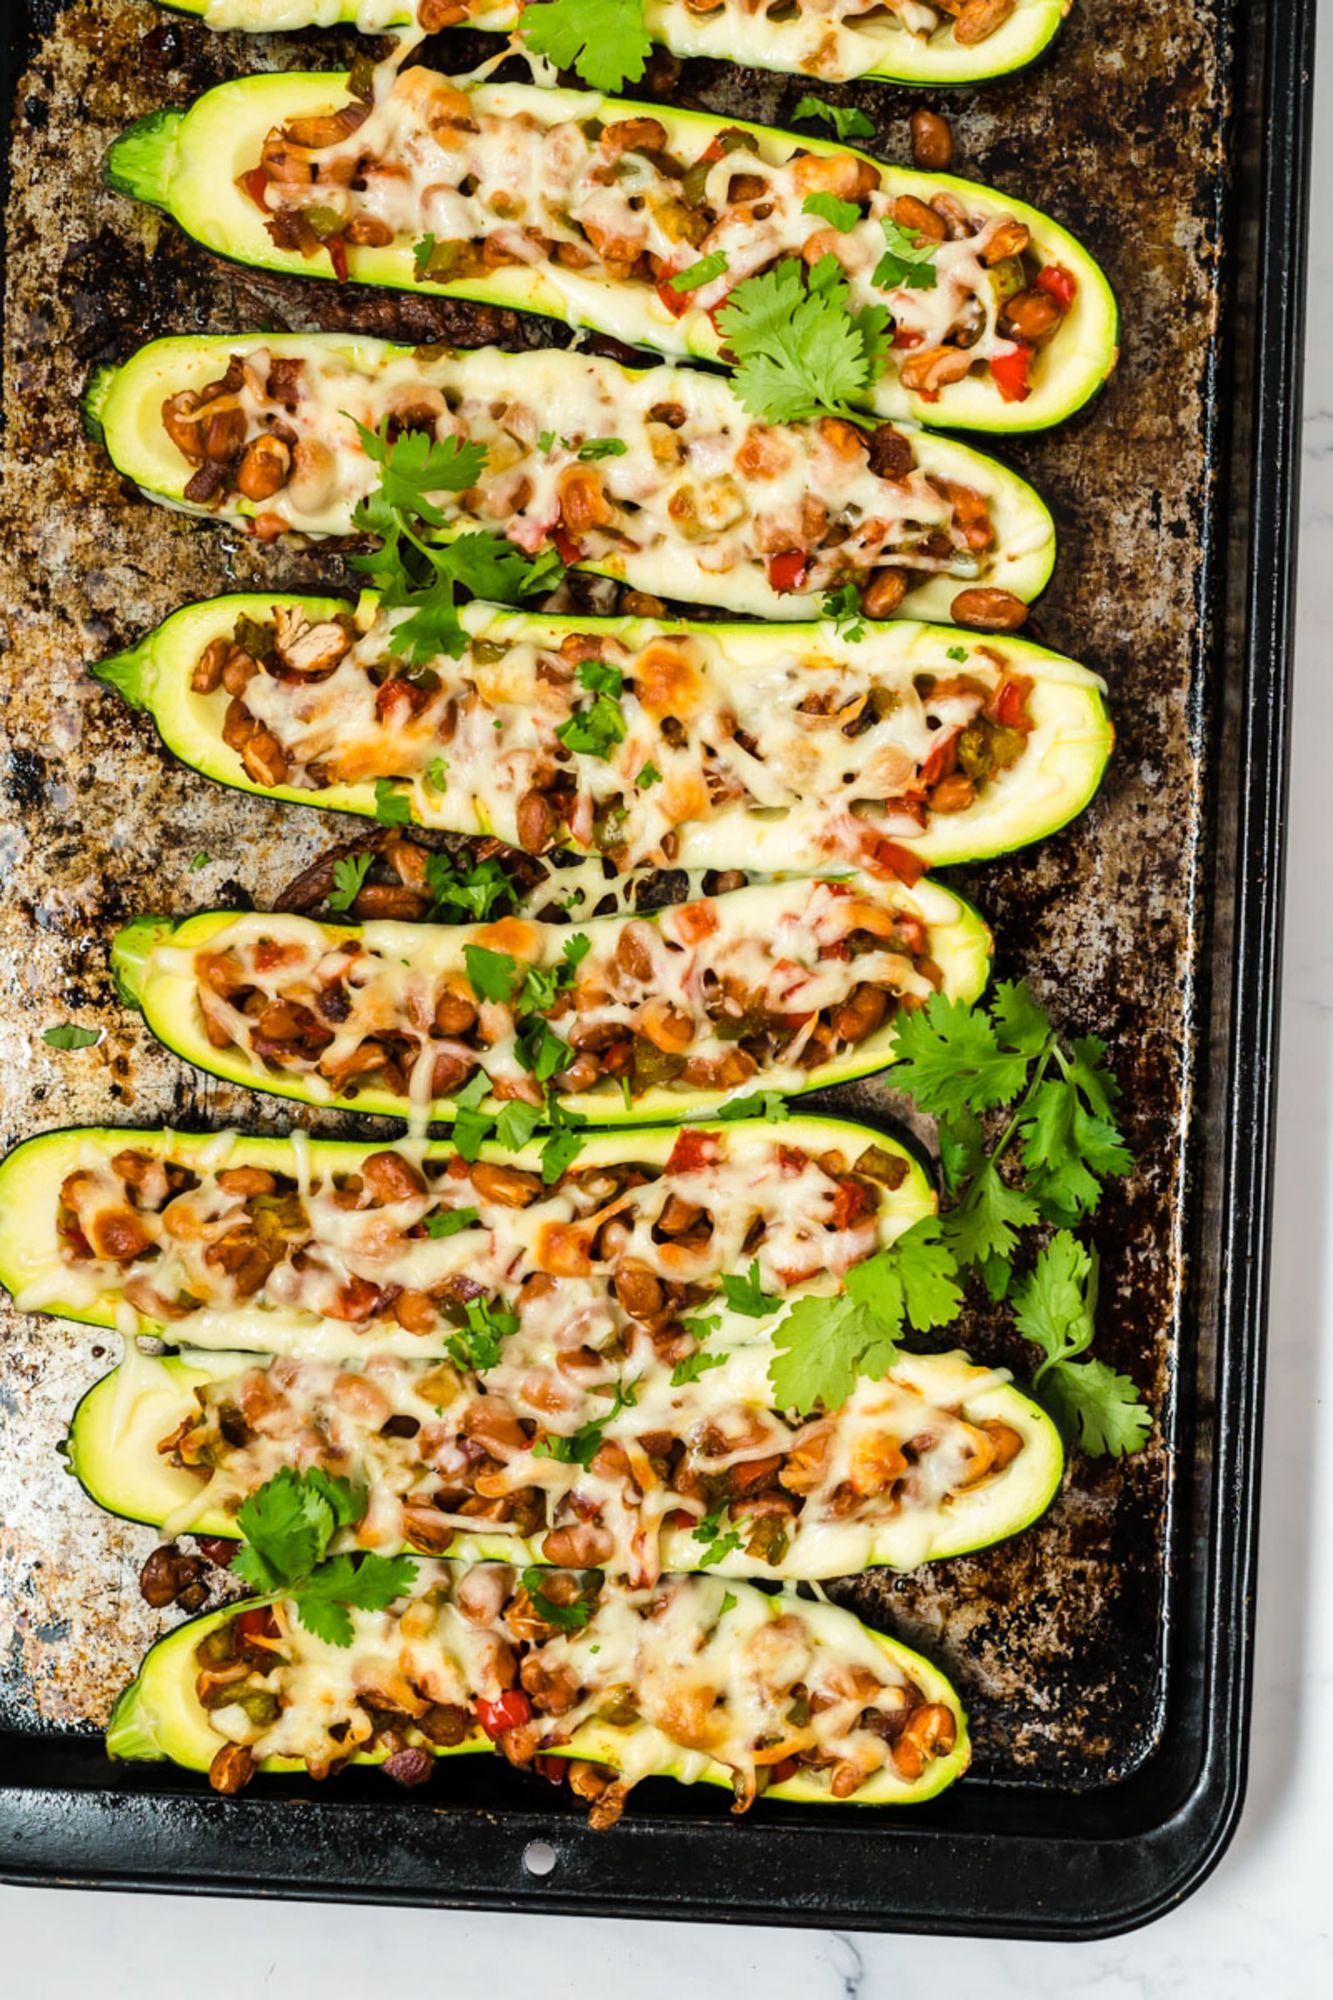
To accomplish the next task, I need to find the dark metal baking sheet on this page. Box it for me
[0,0,1311,1935]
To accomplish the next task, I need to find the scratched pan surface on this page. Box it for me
[0,0,1309,1936]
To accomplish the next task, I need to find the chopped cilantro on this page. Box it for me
[792,95,875,142]
[521,1566,593,1631]
[714,1091,791,1123]
[691,1509,745,1569]
[328,851,373,912]
[946,645,969,662]
[537,429,557,455]
[716,254,889,424]
[231,1467,416,1648]
[463,943,522,1004]
[519,0,652,94]
[670,250,730,294]
[42,1024,100,1050]
[873,216,939,293]
[803,191,862,234]
[423,1205,480,1239]
[425,756,450,792]
[822,580,866,642]
[373,778,412,826]
[636,760,662,789]
[576,438,627,461]
[721,1258,779,1318]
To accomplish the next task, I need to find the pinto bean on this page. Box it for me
[394,1291,438,1337]
[161,390,205,462]
[139,1543,208,1609]
[191,637,230,694]
[362,1150,427,1203]
[216,1167,277,1196]
[287,437,338,513]
[434,987,479,1035]
[418,1700,472,1745]
[239,728,290,789]
[910,109,953,172]
[352,883,429,920]
[600,117,668,160]
[557,464,614,535]
[541,1522,615,1567]
[860,567,908,619]
[829,984,888,1044]
[614,1259,664,1319]
[954,0,1017,46]
[892,193,945,244]
[235,434,291,502]
[384,1747,434,1787]
[981,215,1030,264]
[929,772,976,813]
[516,788,556,853]
[208,1743,256,1795]
[88,1208,151,1261]
[792,152,880,202]
[470,1162,543,1208]
[950,588,1028,632]
[345,215,395,248]
[867,424,915,481]
[202,405,247,464]
[999,288,1062,343]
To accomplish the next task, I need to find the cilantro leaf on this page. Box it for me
[374,778,412,827]
[521,1566,593,1631]
[423,1205,480,1239]
[189,851,209,871]
[989,980,1053,1060]
[873,216,939,293]
[1039,1358,1153,1459]
[721,1258,778,1319]
[803,191,862,234]
[845,1220,962,1333]
[768,1293,895,1417]
[691,1509,745,1569]
[448,1294,519,1373]
[577,658,624,698]
[231,1467,367,1595]
[516,1018,574,1084]
[463,944,522,1004]
[940,1160,1039,1273]
[716,255,887,424]
[520,0,652,94]
[822,580,866,642]
[714,1090,791,1124]
[793,95,875,142]
[412,233,435,279]
[352,419,485,527]
[636,760,662,788]
[424,850,517,924]
[539,1104,587,1183]
[495,1098,543,1151]
[292,1552,418,1646]
[891,992,1032,1116]
[576,438,627,461]
[42,1024,100,1050]
[450,1068,496,1160]
[328,852,373,913]
[556,691,627,759]
[670,250,730,294]
[671,1347,728,1387]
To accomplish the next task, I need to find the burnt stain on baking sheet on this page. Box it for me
[0,0,1226,1790]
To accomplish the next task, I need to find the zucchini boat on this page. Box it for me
[110,873,992,1126]
[72,1342,1063,1580]
[164,1,1072,90]
[106,67,1115,433]
[0,1117,934,1363]
[92,597,1110,872]
[107,1562,970,1819]
[84,332,1056,623]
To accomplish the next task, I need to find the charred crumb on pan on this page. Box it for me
[0,0,1213,1785]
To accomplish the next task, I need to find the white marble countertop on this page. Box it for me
[5,25,1331,1998]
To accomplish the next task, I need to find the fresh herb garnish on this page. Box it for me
[41,1024,100,1050]
[424,849,517,924]
[803,191,862,234]
[946,644,969,662]
[519,0,652,94]
[717,254,889,424]
[721,1258,779,1318]
[423,1205,480,1239]
[636,760,662,789]
[447,1294,519,1374]
[463,942,523,1004]
[328,852,373,912]
[822,580,866,642]
[873,216,939,293]
[691,1508,745,1569]
[189,851,209,871]
[232,1467,417,1647]
[670,250,730,294]
[521,1565,593,1631]
[425,756,450,792]
[373,778,412,826]
[792,95,875,143]
[670,1347,727,1387]
[557,663,629,759]
[714,1091,792,1124]
[576,438,627,461]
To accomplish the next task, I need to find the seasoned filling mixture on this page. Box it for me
[157,339,1024,618]
[177,876,949,1111]
[48,1132,909,1352]
[188,1564,962,1819]
[245,70,1075,411]
[196,604,1036,869]
[158,1350,1026,1583]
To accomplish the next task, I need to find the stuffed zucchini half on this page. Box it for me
[107,1563,970,1818]
[106,68,1115,433]
[83,333,1055,624]
[0,1116,934,1364]
[92,597,1110,873]
[110,875,992,1127]
[72,1337,1063,1581]
[164,1,1071,91]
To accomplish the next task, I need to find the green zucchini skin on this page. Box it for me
[90,595,1112,870]
[104,68,1115,434]
[82,331,1057,623]
[67,1346,1064,1574]
[107,1572,971,1808]
[157,1,1071,91]
[0,1115,936,1350]
[108,881,993,1127]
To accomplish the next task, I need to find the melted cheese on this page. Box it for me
[170,875,942,1112]
[198,1562,953,1804]
[160,1342,1021,1584]
[43,1128,898,1362]
[248,66,1047,397]
[215,600,1021,869]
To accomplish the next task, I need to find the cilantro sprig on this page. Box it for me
[519,0,652,94]
[793,95,876,143]
[349,416,562,665]
[232,1467,417,1647]
[716,254,889,424]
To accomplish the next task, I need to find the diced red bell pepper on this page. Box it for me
[552,525,584,568]
[767,549,808,594]
[776,1145,811,1175]
[656,276,691,320]
[238,166,270,213]
[919,730,960,789]
[235,1606,279,1642]
[832,1177,874,1230]
[859,833,927,886]
[989,674,1033,729]
[328,234,349,284]
[667,1128,718,1173]
[1036,263,1078,313]
[476,1690,532,1740]
[194,1536,236,1568]
[891,328,923,350]
[990,343,1034,403]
